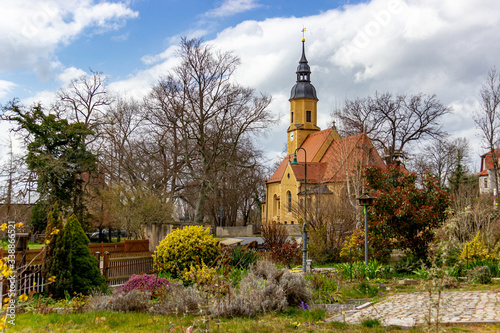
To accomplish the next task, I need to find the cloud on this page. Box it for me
[56,66,88,85]
[0,0,138,73]
[205,0,261,18]
[98,0,500,163]
[0,81,16,100]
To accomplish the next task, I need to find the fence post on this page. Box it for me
[103,252,110,282]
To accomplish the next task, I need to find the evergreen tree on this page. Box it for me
[65,214,106,295]
[44,205,73,298]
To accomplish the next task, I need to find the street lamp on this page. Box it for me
[357,193,375,265]
[290,147,307,272]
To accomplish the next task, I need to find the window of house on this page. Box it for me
[484,177,488,189]
[287,173,290,179]
[284,221,287,225]
[306,111,311,122]
[300,198,303,207]
[291,112,294,123]
[291,221,294,225]
[287,191,292,212]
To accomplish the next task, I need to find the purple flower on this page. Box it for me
[302,301,309,310]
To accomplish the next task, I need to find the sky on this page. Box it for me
[1,0,500,170]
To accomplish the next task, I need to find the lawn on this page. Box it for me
[7,311,500,332]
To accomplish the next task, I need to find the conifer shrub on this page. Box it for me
[153,226,220,278]
[43,204,73,298]
[118,274,169,295]
[47,214,106,297]
[65,214,107,295]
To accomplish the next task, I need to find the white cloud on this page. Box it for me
[56,67,88,85]
[0,81,16,99]
[205,0,261,18]
[82,0,500,164]
[0,0,138,73]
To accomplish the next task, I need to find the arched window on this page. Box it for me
[287,191,292,212]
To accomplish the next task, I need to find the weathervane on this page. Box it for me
[301,27,306,41]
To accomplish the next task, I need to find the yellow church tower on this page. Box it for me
[287,39,320,155]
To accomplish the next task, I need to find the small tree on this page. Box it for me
[44,205,73,298]
[65,214,106,295]
[45,214,105,298]
[365,166,451,261]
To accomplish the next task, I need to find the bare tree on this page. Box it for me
[333,92,451,164]
[144,37,274,224]
[56,71,113,147]
[474,67,500,195]
[409,137,471,188]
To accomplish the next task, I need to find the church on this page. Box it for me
[262,39,386,225]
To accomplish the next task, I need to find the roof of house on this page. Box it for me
[266,130,385,184]
[480,149,500,170]
[478,169,488,176]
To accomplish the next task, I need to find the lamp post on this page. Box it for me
[290,147,307,272]
[357,193,375,265]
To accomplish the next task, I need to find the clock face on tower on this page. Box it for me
[290,132,294,141]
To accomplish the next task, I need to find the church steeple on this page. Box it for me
[290,40,318,101]
[287,38,320,155]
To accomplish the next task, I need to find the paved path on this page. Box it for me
[328,291,500,327]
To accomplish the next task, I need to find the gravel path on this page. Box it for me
[327,291,500,327]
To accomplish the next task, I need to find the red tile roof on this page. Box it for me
[266,131,385,184]
[481,150,500,170]
[300,128,332,162]
[478,169,488,176]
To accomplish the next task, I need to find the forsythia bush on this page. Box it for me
[182,262,218,286]
[340,228,363,261]
[153,226,220,278]
[459,231,492,261]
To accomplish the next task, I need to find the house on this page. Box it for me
[262,39,386,225]
[478,150,500,195]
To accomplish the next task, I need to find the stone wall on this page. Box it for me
[216,225,255,237]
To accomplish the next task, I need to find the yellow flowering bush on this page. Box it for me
[339,228,363,261]
[153,226,220,278]
[182,262,217,286]
[459,231,492,261]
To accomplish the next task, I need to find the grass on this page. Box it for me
[0,240,44,250]
[7,311,500,332]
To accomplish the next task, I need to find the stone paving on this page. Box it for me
[327,291,500,327]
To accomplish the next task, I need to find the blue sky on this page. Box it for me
[1,0,500,168]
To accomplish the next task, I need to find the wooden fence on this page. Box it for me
[102,252,154,287]
[0,239,153,294]
[88,239,149,254]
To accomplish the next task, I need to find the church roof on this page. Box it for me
[266,131,385,184]
[289,40,318,101]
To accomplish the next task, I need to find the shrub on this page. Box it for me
[229,247,258,270]
[210,260,311,318]
[460,231,492,261]
[261,221,288,249]
[88,289,151,312]
[118,274,169,295]
[153,226,220,278]
[467,266,492,284]
[155,281,202,314]
[46,213,106,298]
[269,239,302,267]
[66,214,107,295]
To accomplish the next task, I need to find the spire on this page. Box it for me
[290,39,318,101]
[296,40,311,82]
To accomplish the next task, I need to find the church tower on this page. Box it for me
[287,39,320,155]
